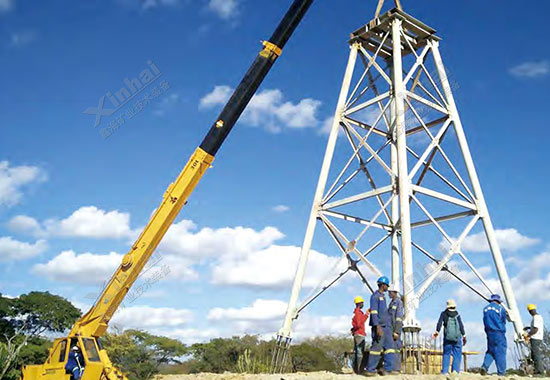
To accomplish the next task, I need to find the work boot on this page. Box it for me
[364,371,378,377]
[479,367,487,376]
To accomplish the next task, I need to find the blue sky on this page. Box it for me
[1,0,549,369]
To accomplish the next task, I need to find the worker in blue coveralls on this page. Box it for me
[365,275,394,376]
[480,294,508,376]
[65,345,85,380]
[388,284,404,373]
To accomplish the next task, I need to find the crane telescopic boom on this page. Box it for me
[75,0,314,341]
[21,1,314,379]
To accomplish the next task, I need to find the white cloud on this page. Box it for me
[511,251,550,301]
[0,236,47,261]
[206,298,350,341]
[276,98,321,128]
[453,277,502,304]
[49,206,133,239]
[439,228,540,253]
[199,85,232,110]
[7,215,44,236]
[208,299,287,323]
[32,250,122,284]
[151,254,199,282]
[111,305,192,329]
[453,251,550,304]
[0,0,13,13]
[293,314,351,341]
[200,86,322,133]
[10,206,135,239]
[211,244,348,289]
[153,92,181,116]
[455,265,493,284]
[509,61,549,78]
[272,205,290,213]
[0,161,47,207]
[319,116,335,135]
[29,218,286,288]
[514,272,550,302]
[159,219,284,261]
[32,248,197,287]
[160,328,219,345]
[207,0,239,20]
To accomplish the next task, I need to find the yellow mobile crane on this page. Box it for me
[20,0,314,379]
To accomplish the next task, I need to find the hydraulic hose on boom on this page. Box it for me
[20,1,314,379]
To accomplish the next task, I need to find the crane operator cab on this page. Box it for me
[20,336,125,380]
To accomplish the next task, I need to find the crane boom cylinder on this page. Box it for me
[200,0,313,156]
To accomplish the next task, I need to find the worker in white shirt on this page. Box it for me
[524,304,545,375]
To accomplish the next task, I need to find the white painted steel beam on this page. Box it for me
[392,18,417,326]
[278,44,359,339]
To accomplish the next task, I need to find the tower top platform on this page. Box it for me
[350,8,440,59]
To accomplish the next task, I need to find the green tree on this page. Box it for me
[302,335,353,369]
[102,329,187,380]
[0,294,15,339]
[188,335,268,374]
[0,292,80,380]
[542,315,549,372]
[170,335,350,375]
[290,342,339,372]
[15,292,81,335]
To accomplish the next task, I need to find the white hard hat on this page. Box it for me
[388,284,399,293]
[447,299,457,308]
[71,346,80,351]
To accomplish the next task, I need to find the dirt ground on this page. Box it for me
[159,372,549,380]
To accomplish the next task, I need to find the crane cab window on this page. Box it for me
[82,338,100,362]
[58,340,67,362]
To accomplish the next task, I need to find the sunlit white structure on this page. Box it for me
[272,2,526,372]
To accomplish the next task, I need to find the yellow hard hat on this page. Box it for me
[527,304,537,311]
[354,296,364,304]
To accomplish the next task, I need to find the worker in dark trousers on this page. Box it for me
[480,294,508,376]
[433,299,467,374]
[524,304,545,375]
[65,346,85,380]
[365,276,393,376]
[351,296,370,373]
[388,285,404,373]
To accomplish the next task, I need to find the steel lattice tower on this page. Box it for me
[272,3,526,372]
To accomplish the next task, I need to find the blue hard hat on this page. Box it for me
[377,276,390,285]
[489,294,502,303]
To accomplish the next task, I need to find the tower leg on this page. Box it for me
[390,69,401,289]
[391,19,416,326]
[429,40,524,337]
[272,44,359,372]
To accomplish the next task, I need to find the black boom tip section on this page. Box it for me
[199,0,314,157]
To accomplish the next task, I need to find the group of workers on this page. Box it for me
[352,276,546,376]
[352,276,403,375]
